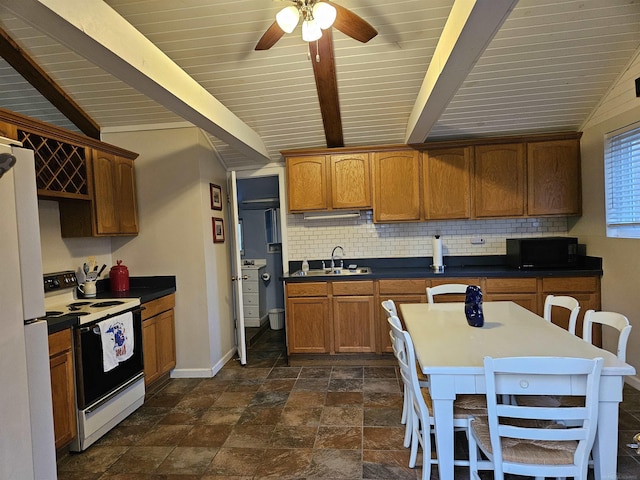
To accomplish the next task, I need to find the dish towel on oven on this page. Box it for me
[98,311,134,372]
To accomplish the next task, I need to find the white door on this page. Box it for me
[228,171,247,364]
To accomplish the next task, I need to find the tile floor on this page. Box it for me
[57,328,640,479]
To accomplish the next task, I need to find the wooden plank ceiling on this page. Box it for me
[0,0,639,169]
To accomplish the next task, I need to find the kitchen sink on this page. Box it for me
[292,266,372,277]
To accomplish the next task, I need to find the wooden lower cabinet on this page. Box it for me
[378,279,427,353]
[484,277,540,314]
[285,274,601,356]
[48,329,76,449]
[142,294,176,386]
[286,297,331,353]
[542,277,600,342]
[333,281,375,353]
[286,282,331,354]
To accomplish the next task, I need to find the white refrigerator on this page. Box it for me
[0,137,57,479]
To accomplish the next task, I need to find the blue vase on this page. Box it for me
[465,285,484,327]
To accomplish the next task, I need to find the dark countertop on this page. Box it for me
[93,275,177,303]
[282,255,603,282]
[46,275,176,335]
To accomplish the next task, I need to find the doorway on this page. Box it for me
[235,175,286,351]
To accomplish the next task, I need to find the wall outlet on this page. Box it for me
[471,236,485,245]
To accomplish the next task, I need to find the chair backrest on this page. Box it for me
[483,355,604,479]
[387,316,429,419]
[387,314,404,360]
[544,294,581,335]
[381,299,397,318]
[426,283,469,303]
[582,310,632,362]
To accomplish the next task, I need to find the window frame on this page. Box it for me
[604,122,640,238]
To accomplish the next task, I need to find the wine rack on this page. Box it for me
[19,129,90,199]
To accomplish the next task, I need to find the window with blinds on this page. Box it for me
[605,123,640,238]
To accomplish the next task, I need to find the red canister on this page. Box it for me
[110,260,130,292]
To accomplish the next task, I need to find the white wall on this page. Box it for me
[571,50,640,388]
[105,126,235,377]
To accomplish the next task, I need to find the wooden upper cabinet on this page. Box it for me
[422,147,471,220]
[286,153,371,211]
[92,151,119,234]
[92,150,139,235]
[286,155,329,212]
[373,150,420,222]
[330,153,371,209]
[114,157,139,234]
[474,143,525,218]
[527,139,581,216]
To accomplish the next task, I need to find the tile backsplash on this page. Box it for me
[287,211,568,261]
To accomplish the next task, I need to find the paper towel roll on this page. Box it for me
[432,235,443,267]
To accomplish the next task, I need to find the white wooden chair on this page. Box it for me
[426,283,469,303]
[382,300,436,447]
[387,316,487,478]
[583,309,632,362]
[468,356,604,480]
[386,313,413,447]
[544,294,581,335]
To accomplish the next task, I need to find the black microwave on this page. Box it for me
[506,237,578,269]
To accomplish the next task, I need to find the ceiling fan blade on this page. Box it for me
[328,1,377,43]
[309,29,344,148]
[255,21,285,50]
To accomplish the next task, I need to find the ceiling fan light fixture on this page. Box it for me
[312,2,337,29]
[302,19,322,42]
[276,5,300,33]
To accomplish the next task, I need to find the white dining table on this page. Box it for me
[400,301,636,480]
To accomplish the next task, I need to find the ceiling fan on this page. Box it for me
[255,1,378,148]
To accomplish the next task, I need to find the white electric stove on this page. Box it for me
[43,271,139,324]
[42,270,145,452]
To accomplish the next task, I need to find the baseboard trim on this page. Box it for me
[625,375,640,391]
[170,347,237,379]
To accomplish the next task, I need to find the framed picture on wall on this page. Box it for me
[210,183,222,210]
[213,217,225,243]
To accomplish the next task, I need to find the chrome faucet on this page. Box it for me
[330,245,345,270]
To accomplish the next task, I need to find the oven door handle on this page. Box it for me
[78,306,145,333]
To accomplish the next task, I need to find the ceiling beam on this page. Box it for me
[405,0,519,144]
[0,0,271,163]
[0,27,101,139]
[309,29,344,148]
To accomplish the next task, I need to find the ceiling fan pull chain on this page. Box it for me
[316,39,320,62]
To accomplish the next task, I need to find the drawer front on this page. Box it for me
[485,277,538,294]
[243,293,259,306]
[243,281,259,294]
[378,279,426,295]
[242,269,261,282]
[48,328,72,356]
[143,293,176,320]
[542,276,599,293]
[243,306,260,318]
[287,282,328,297]
[429,277,482,288]
[332,280,374,296]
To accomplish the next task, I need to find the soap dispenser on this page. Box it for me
[302,258,310,273]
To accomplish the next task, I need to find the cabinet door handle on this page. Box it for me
[231,275,249,281]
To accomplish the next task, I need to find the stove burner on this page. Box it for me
[68,302,92,307]
[91,301,124,308]
[68,305,82,311]
[45,311,63,317]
